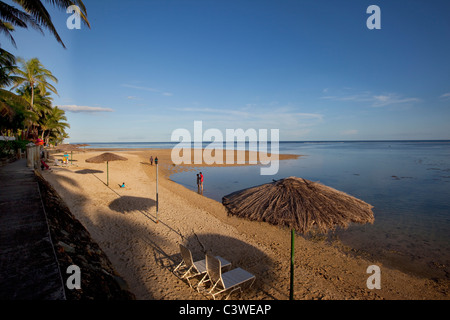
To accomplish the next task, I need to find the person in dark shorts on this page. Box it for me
[196,174,200,194]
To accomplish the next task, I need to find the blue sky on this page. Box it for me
[3,0,450,142]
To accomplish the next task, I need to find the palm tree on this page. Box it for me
[0,48,30,133]
[11,57,58,113]
[0,48,18,87]
[0,0,89,48]
[0,2,41,48]
[16,84,53,115]
[40,106,69,144]
[16,84,53,138]
[0,87,33,137]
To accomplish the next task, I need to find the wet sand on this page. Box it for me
[40,148,449,300]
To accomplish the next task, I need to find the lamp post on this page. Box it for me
[155,156,159,223]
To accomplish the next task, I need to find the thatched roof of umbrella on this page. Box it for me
[55,144,81,151]
[85,152,127,163]
[223,176,374,300]
[222,176,374,234]
[85,153,128,186]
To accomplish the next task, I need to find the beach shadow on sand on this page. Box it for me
[108,196,156,214]
[74,169,104,174]
[43,171,285,299]
[109,196,185,240]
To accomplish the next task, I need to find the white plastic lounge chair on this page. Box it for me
[202,254,256,300]
[173,244,231,288]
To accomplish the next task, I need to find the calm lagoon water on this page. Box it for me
[83,141,450,279]
[170,141,450,279]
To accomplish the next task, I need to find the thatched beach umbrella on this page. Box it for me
[85,152,128,186]
[56,144,80,151]
[222,176,374,300]
[75,143,90,150]
[56,144,81,164]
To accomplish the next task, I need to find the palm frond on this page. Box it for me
[0,48,18,86]
[9,0,91,48]
[0,1,40,30]
[12,0,65,47]
[0,21,17,47]
[9,57,58,96]
[43,0,90,27]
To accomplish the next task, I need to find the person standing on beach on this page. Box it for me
[196,174,200,194]
[150,156,153,165]
[199,172,204,195]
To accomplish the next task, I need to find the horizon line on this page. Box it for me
[67,139,450,144]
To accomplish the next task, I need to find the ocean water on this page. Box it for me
[170,141,450,280]
[81,141,450,279]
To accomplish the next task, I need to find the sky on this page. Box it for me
[3,0,450,142]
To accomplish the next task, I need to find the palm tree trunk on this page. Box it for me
[30,84,34,111]
[45,131,51,146]
[29,84,36,140]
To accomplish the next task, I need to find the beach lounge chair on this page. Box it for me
[201,254,256,300]
[173,244,231,288]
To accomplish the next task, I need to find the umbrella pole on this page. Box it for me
[290,228,295,300]
[156,162,159,223]
[71,151,73,165]
[106,161,109,186]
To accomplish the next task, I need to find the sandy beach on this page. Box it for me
[40,148,449,300]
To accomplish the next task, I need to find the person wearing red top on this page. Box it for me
[199,172,204,194]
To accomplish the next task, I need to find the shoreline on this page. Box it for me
[40,148,449,299]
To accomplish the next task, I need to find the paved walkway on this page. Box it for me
[0,159,65,299]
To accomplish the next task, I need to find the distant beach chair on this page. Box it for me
[173,244,231,288]
[200,254,255,300]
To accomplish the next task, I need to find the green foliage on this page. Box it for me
[0,1,91,143]
[0,139,30,158]
[1,57,69,143]
[0,0,90,48]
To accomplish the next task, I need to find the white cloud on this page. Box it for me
[172,106,323,140]
[174,107,250,117]
[341,129,358,135]
[372,94,420,107]
[321,94,372,103]
[440,93,450,100]
[175,107,322,122]
[322,91,420,107]
[122,84,159,92]
[122,84,173,97]
[60,105,113,113]
[127,96,141,100]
